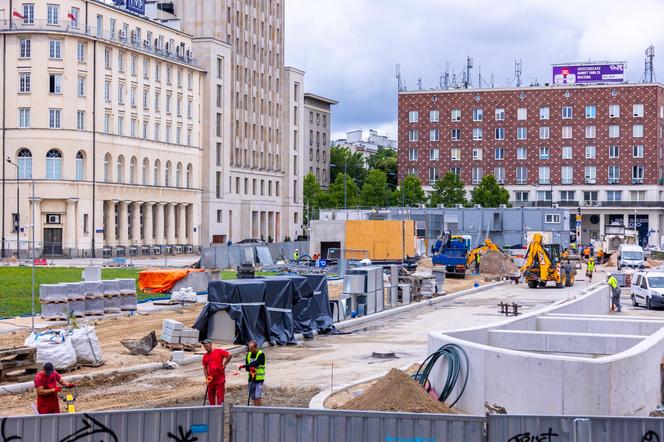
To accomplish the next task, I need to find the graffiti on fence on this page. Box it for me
[507,428,558,442]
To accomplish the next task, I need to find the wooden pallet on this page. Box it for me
[159,340,200,352]
[153,299,197,306]
[0,347,38,382]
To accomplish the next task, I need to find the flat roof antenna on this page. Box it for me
[515,59,523,87]
[644,45,655,83]
[443,62,450,89]
[396,64,403,92]
[417,77,422,90]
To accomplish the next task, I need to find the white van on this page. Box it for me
[631,271,664,309]
[618,244,644,270]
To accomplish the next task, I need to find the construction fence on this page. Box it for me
[201,241,309,269]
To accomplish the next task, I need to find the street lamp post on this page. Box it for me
[6,158,19,258]
[7,157,35,331]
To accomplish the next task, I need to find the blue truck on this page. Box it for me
[431,233,472,278]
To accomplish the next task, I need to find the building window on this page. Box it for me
[583,191,598,203]
[608,165,620,184]
[472,167,483,184]
[19,38,31,58]
[130,87,137,107]
[429,110,439,122]
[17,148,32,179]
[129,156,137,184]
[408,149,418,161]
[47,4,59,25]
[495,127,505,140]
[539,127,550,140]
[585,166,597,184]
[451,148,461,161]
[187,100,193,119]
[633,144,644,158]
[186,164,192,188]
[538,166,550,184]
[429,129,439,142]
[609,145,620,158]
[429,148,439,161]
[130,118,137,138]
[451,128,460,141]
[631,190,646,201]
[608,125,620,138]
[472,128,483,141]
[116,116,123,135]
[408,129,418,142]
[495,147,505,160]
[45,149,62,180]
[451,109,461,122]
[494,167,505,183]
[77,41,86,62]
[153,160,161,186]
[561,166,573,184]
[515,166,528,184]
[118,51,124,71]
[632,165,645,183]
[539,107,549,120]
[560,190,575,201]
[176,127,182,144]
[75,151,85,180]
[609,104,620,118]
[19,72,30,93]
[49,73,62,94]
[48,109,61,128]
[539,146,550,160]
[48,40,61,59]
[515,191,529,202]
[142,158,149,185]
[585,105,596,119]
[104,48,111,69]
[562,106,572,119]
[143,90,149,110]
[561,126,572,139]
[495,108,505,121]
[105,80,112,102]
[585,145,596,159]
[22,4,34,24]
[516,147,527,160]
[143,59,150,79]
[18,108,30,128]
[104,114,111,134]
[131,55,137,76]
[633,124,644,138]
[562,146,573,159]
[606,190,622,201]
[472,108,483,122]
[633,103,644,117]
[516,127,527,140]
[517,107,527,120]
[585,125,596,138]
[77,110,85,130]
[408,111,418,123]
[164,161,171,187]
[545,214,560,224]
[450,167,460,177]
[472,148,483,160]
[428,167,439,185]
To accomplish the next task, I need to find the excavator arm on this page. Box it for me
[467,239,502,266]
[520,233,553,280]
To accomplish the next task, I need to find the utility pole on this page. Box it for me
[6,158,18,258]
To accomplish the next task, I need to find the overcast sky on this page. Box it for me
[285,0,664,141]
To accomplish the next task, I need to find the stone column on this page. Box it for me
[104,200,117,247]
[118,201,129,247]
[186,204,194,244]
[143,202,154,246]
[177,204,187,244]
[131,202,142,247]
[166,203,177,244]
[154,203,165,245]
[64,198,78,257]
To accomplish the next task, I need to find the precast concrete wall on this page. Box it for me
[201,241,309,269]
[427,285,664,416]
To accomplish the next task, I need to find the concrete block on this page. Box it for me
[162,319,184,331]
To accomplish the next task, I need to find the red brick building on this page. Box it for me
[397,84,664,246]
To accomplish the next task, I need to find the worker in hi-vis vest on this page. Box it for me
[239,340,266,406]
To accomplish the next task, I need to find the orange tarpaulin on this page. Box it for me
[138,268,206,294]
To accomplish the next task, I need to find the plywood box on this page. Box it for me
[345,220,416,260]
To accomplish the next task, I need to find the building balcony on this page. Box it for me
[1,19,200,68]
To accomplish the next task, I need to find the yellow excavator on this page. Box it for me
[466,238,502,267]
[520,233,575,288]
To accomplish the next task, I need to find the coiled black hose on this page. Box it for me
[414,343,469,408]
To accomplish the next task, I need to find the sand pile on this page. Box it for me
[480,250,518,275]
[340,368,454,414]
[607,253,618,267]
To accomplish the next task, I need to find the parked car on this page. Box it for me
[237,238,265,245]
[618,244,644,270]
[631,271,664,309]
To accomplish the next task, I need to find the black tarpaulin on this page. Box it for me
[303,274,334,334]
[289,274,315,338]
[260,277,298,345]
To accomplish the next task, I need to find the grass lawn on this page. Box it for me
[0,267,276,318]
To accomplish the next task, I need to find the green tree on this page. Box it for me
[303,173,322,224]
[360,169,391,207]
[395,175,426,207]
[325,172,361,208]
[470,175,510,207]
[330,146,367,184]
[366,147,398,187]
[428,172,467,207]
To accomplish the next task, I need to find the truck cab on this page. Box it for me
[618,244,644,270]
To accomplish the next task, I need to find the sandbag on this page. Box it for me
[24,330,77,370]
[70,326,103,366]
[171,287,197,303]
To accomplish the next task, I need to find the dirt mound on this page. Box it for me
[340,368,454,414]
[606,252,618,267]
[480,250,518,275]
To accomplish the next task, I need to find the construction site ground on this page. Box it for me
[0,272,588,416]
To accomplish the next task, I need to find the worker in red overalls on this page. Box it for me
[201,339,232,406]
[34,362,75,414]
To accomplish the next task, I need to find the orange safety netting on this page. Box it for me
[138,268,206,294]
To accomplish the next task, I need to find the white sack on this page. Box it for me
[24,330,77,370]
[70,326,103,365]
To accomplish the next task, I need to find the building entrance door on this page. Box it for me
[43,228,63,256]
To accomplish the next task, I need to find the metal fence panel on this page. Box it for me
[0,406,223,442]
[231,406,485,442]
[488,414,664,442]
